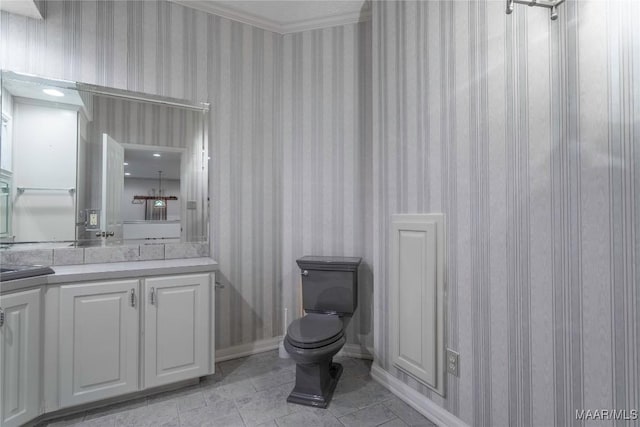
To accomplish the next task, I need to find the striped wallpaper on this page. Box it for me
[281,20,373,351]
[0,0,283,350]
[372,1,639,426]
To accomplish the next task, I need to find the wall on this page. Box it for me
[372,1,639,426]
[281,20,373,351]
[0,0,282,351]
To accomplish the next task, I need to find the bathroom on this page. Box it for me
[0,0,637,426]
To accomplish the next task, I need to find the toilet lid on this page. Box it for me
[287,313,343,345]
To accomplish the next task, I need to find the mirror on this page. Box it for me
[0,71,209,248]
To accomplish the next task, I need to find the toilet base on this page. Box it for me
[287,361,343,408]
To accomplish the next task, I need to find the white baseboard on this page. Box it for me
[215,338,374,362]
[215,336,282,362]
[338,343,374,360]
[371,363,469,427]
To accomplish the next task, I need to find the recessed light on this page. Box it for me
[153,153,161,157]
[43,88,64,97]
[125,172,131,176]
[123,162,129,166]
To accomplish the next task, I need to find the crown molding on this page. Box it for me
[279,8,370,34]
[0,0,44,20]
[171,1,370,34]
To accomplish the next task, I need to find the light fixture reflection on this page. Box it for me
[43,88,64,97]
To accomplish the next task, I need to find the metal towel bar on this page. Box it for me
[17,187,75,195]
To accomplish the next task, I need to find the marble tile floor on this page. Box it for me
[41,350,436,427]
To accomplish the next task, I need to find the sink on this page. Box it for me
[0,265,55,281]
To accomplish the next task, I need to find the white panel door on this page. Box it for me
[59,280,139,407]
[101,133,124,241]
[12,102,77,241]
[390,214,445,395]
[0,288,41,427]
[144,274,209,388]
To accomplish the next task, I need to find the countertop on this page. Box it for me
[0,257,218,293]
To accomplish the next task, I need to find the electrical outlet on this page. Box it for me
[446,349,459,377]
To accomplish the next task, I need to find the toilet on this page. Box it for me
[284,256,362,408]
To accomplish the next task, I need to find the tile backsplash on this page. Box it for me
[0,242,209,266]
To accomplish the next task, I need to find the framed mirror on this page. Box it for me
[0,70,209,248]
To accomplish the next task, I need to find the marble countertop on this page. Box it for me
[1,257,218,293]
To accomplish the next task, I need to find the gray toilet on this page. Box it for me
[284,256,362,408]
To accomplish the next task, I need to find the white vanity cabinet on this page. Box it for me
[144,274,210,387]
[0,288,42,427]
[44,270,215,413]
[58,280,140,407]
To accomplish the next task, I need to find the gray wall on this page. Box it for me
[1,0,283,350]
[281,21,373,351]
[372,1,639,426]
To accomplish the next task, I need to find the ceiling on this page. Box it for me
[3,76,86,110]
[124,149,182,181]
[173,0,369,34]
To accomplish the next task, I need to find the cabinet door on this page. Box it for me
[144,274,209,388]
[59,280,139,407]
[0,288,41,427]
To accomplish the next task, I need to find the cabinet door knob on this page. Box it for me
[0,307,4,327]
[150,287,156,305]
[301,270,309,276]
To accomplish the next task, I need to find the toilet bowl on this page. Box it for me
[285,313,346,362]
[284,314,347,408]
[284,256,361,408]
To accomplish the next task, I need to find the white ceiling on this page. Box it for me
[0,0,43,19]
[173,0,369,34]
[124,149,181,181]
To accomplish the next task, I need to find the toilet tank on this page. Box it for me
[296,256,362,316]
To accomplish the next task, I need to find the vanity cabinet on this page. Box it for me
[47,271,215,411]
[58,280,139,407]
[144,274,210,387]
[0,288,42,427]
[1,262,216,425]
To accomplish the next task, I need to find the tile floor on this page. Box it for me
[42,351,436,427]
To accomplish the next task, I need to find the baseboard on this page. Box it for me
[338,343,374,360]
[371,363,469,427]
[215,337,374,362]
[215,336,282,362]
